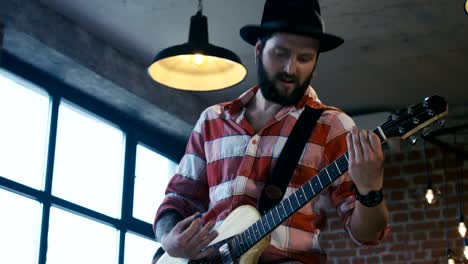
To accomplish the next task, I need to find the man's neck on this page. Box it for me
[247,89,283,115]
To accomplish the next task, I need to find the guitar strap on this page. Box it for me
[258,105,323,214]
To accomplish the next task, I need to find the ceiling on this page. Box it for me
[9,0,466,139]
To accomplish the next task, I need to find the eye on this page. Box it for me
[274,48,289,58]
[298,55,315,63]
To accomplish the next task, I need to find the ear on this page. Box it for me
[254,40,262,60]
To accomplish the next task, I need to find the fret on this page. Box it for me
[324,167,332,182]
[303,180,313,199]
[257,219,266,236]
[307,180,316,196]
[311,178,321,193]
[266,212,274,231]
[271,207,280,225]
[327,164,338,180]
[316,173,324,188]
[296,188,307,205]
[287,197,294,214]
[247,226,255,246]
[318,170,331,186]
[277,202,287,219]
[334,162,342,174]
[238,233,247,253]
[292,191,301,208]
[230,237,240,258]
[253,222,262,239]
[344,152,349,163]
[263,216,271,232]
[336,156,349,175]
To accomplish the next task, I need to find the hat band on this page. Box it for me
[261,19,324,35]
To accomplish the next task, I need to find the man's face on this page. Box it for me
[256,33,319,106]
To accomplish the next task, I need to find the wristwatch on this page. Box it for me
[355,188,384,207]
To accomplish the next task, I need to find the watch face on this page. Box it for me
[356,189,384,207]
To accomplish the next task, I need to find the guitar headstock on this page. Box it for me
[379,95,448,141]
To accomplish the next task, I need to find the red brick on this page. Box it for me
[412,232,427,241]
[384,166,401,177]
[403,162,426,174]
[421,240,447,249]
[385,179,410,189]
[392,212,409,222]
[410,211,424,221]
[364,256,380,263]
[352,258,366,264]
[408,150,422,160]
[389,191,405,201]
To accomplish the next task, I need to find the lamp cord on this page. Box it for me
[198,0,203,14]
[442,149,450,252]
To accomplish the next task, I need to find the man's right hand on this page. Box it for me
[160,212,218,260]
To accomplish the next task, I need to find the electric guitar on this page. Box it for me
[157,95,448,264]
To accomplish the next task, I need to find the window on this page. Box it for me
[134,143,177,223]
[0,69,50,190]
[47,207,119,264]
[0,62,180,263]
[52,101,125,218]
[0,189,42,264]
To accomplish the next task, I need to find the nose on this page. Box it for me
[283,57,297,75]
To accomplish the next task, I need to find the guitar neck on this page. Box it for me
[229,128,383,258]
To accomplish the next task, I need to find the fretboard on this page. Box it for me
[228,151,351,258]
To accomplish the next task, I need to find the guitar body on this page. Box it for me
[157,205,271,264]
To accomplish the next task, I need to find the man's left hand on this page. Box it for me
[346,127,385,195]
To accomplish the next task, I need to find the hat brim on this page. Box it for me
[240,25,344,53]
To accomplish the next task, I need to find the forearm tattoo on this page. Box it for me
[155,210,183,242]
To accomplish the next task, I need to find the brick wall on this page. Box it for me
[323,104,468,264]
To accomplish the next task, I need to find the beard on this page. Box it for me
[257,55,314,106]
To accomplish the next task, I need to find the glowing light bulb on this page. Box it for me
[459,222,467,237]
[448,258,455,264]
[194,54,204,65]
[464,245,468,259]
[425,188,434,204]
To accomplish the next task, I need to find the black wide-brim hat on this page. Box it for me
[240,0,344,53]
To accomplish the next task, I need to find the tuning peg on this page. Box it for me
[423,97,430,108]
[413,117,420,125]
[409,136,418,145]
[427,109,434,117]
[399,127,405,134]
[437,120,446,128]
[407,106,414,115]
[422,127,432,137]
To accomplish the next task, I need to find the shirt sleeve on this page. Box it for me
[325,111,390,246]
[153,110,210,232]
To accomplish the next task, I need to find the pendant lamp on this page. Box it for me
[148,0,247,91]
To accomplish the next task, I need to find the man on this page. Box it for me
[153,0,390,263]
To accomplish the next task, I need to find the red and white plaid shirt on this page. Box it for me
[155,86,388,263]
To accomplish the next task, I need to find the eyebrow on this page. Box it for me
[274,45,316,56]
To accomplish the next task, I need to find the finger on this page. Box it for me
[193,245,218,260]
[359,130,372,160]
[352,128,363,162]
[346,132,354,162]
[174,212,201,231]
[369,132,384,158]
[180,218,203,241]
[187,221,217,250]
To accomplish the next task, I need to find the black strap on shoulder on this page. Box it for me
[258,106,324,214]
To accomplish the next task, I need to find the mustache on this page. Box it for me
[276,73,298,83]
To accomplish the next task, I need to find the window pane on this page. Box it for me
[125,232,160,264]
[134,144,177,223]
[52,101,124,217]
[0,189,41,264]
[0,68,50,190]
[47,207,119,264]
